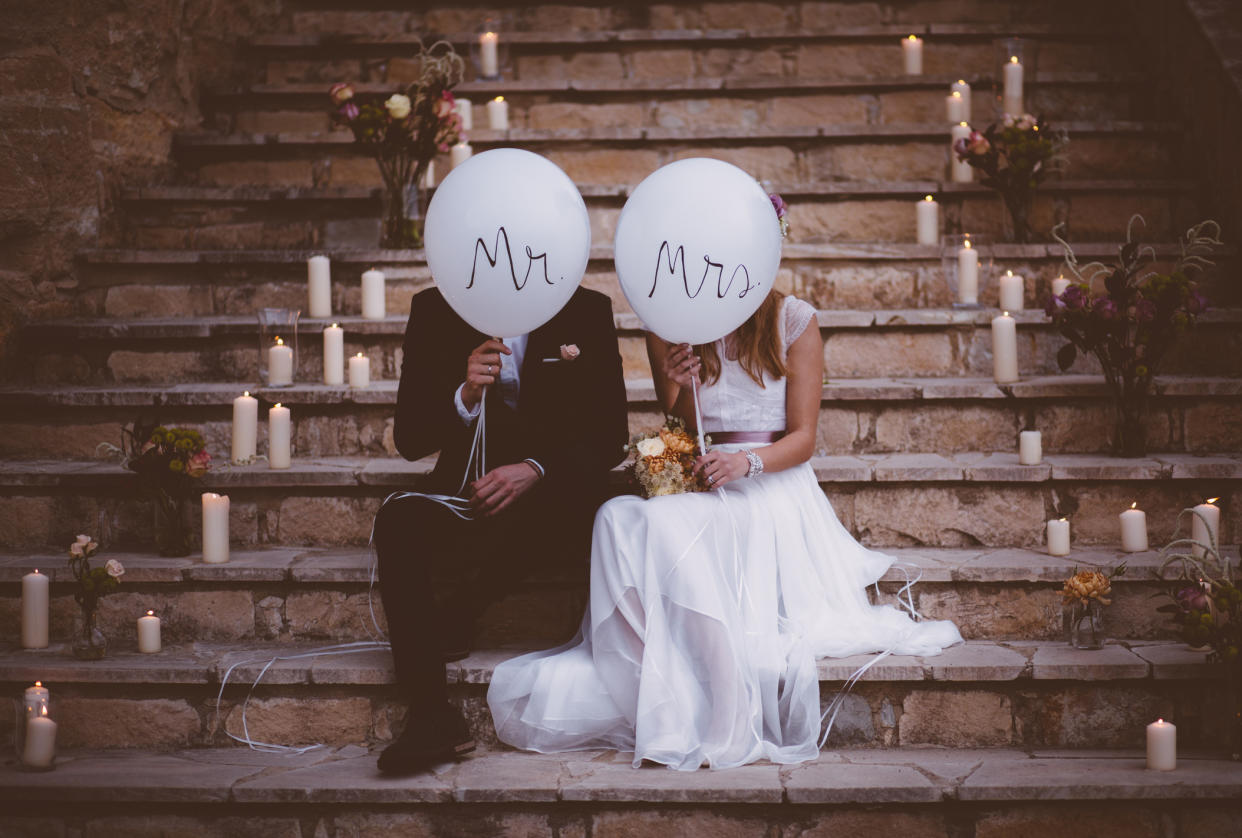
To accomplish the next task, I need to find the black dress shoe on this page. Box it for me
[377,706,476,775]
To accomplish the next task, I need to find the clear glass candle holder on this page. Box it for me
[940,233,992,309]
[14,691,55,771]
[257,308,300,387]
[992,37,1039,119]
[471,18,507,81]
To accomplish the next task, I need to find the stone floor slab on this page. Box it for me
[1032,644,1149,680]
[819,653,926,681]
[784,761,942,803]
[952,548,1077,582]
[965,453,1052,482]
[562,758,783,803]
[453,751,563,803]
[959,755,1242,800]
[184,549,303,582]
[1129,644,1215,679]
[231,752,453,803]
[0,751,261,802]
[874,453,964,482]
[928,642,1029,681]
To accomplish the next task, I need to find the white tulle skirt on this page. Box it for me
[487,456,962,770]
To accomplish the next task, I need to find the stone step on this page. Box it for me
[0,454,1236,551]
[0,639,1226,751]
[2,376,1239,460]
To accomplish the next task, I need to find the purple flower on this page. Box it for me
[1061,284,1088,310]
[769,192,787,219]
[1188,290,1209,315]
[1092,297,1117,319]
[339,102,359,121]
[1176,585,1209,611]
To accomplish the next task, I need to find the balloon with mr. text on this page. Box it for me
[614,158,783,346]
[424,148,591,338]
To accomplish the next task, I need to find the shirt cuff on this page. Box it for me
[454,383,481,425]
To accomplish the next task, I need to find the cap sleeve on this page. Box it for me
[783,296,817,350]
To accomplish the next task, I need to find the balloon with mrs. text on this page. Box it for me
[424,148,590,338]
[613,157,783,345]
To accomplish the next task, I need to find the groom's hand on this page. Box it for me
[469,462,542,517]
[462,339,511,411]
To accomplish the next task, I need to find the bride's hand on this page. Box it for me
[663,343,700,390]
[696,450,748,488]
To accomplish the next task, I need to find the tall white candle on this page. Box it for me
[1003,55,1024,115]
[454,98,473,131]
[950,121,972,182]
[349,352,371,388]
[361,269,386,320]
[1146,719,1176,771]
[951,79,972,117]
[945,90,967,123]
[1018,430,1042,465]
[450,141,472,170]
[323,322,345,385]
[992,311,1019,384]
[1051,276,1071,298]
[999,269,1024,311]
[1121,502,1149,553]
[422,160,436,189]
[1047,518,1070,556]
[957,238,979,304]
[307,255,332,318]
[268,338,293,387]
[22,710,56,769]
[269,403,291,470]
[902,35,923,74]
[201,492,230,564]
[231,391,258,464]
[1191,498,1221,558]
[487,96,509,131]
[137,610,161,654]
[21,570,49,649]
[480,31,500,77]
[916,195,939,245]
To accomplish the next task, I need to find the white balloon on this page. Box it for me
[614,158,782,345]
[424,148,590,338]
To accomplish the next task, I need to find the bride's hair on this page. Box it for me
[694,290,787,388]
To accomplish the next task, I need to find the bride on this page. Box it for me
[487,289,962,770]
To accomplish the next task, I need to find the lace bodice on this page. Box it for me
[698,296,816,433]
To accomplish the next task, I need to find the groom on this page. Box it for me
[373,284,629,774]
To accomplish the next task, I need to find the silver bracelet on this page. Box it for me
[741,449,764,478]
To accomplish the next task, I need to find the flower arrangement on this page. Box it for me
[67,534,124,659]
[628,418,708,498]
[1061,569,1117,608]
[329,40,465,249]
[1060,563,1126,649]
[1046,216,1220,457]
[953,113,1067,242]
[121,420,212,557]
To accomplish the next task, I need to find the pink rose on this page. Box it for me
[329,83,355,106]
[560,344,580,361]
[187,450,211,479]
[965,131,990,155]
[105,559,125,579]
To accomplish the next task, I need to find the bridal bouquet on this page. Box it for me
[628,419,707,498]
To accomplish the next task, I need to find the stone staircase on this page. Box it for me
[3,0,1241,832]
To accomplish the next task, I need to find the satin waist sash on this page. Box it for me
[708,431,784,444]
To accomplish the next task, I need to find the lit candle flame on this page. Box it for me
[40,706,48,717]
[1131,501,1138,509]
[482,31,497,41]
[331,322,339,329]
[243,391,250,398]
[951,91,961,100]
[908,34,918,41]
[1207,497,1220,504]
[924,195,934,202]
[964,239,972,249]
[494,96,504,103]
[957,78,966,85]
[1059,517,1067,522]
[356,352,365,358]
[1010,56,1019,64]
[959,121,968,127]
[34,681,42,687]
[1006,269,1013,277]
[275,403,283,409]
[275,337,284,346]
[147,610,154,616]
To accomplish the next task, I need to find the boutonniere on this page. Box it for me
[559,344,580,361]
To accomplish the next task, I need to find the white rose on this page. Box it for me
[75,534,92,546]
[105,559,125,579]
[69,543,84,558]
[636,437,666,458]
[385,94,412,120]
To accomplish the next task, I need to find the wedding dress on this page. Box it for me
[487,296,962,769]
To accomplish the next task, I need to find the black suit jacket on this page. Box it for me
[394,286,629,521]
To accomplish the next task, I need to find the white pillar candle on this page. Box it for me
[1191,498,1221,558]
[231,391,258,464]
[1051,276,1071,297]
[361,269,386,320]
[945,90,967,123]
[1019,430,1042,465]
[450,141,472,170]
[454,98,472,131]
[1120,502,1149,553]
[916,195,939,245]
[268,338,294,387]
[323,322,345,385]
[991,311,1019,384]
[957,238,979,304]
[137,610,161,654]
[21,570,49,649]
[480,31,499,77]
[269,403,291,470]
[487,96,509,131]
[349,352,371,388]
[1047,518,1070,556]
[22,710,56,769]
[201,492,230,564]
[1003,55,1024,115]
[902,35,923,74]
[951,79,972,117]
[422,160,436,189]
[1146,719,1176,771]
[307,255,332,318]
[950,121,973,183]
[999,269,1024,311]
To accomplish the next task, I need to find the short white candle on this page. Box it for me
[1146,718,1176,771]
[1051,276,1071,298]
[1018,430,1042,465]
[1191,498,1221,558]
[137,610,161,654]
[307,255,332,318]
[1120,502,1149,553]
[487,96,509,131]
[1003,55,1024,115]
[480,31,499,77]
[999,269,1024,312]
[201,492,230,564]
[450,141,472,170]
[361,269,386,320]
[323,322,345,385]
[950,121,972,182]
[454,98,472,131]
[231,391,258,464]
[902,35,923,74]
[916,195,939,245]
[349,352,371,388]
[945,90,967,123]
[991,311,1019,384]
[268,337,294,387]
[957,238,979,304]
[269,403,291,470]
[951,79,972,117]
[1047,518,1070,556]
[21,569,49,649]
[22,710,56,769]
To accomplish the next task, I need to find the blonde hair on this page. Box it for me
[695,291,787,387]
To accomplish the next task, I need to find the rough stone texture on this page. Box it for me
[914,586,1061,639]
[973,806,1164,838]
[797,811,949,838]
[276,497,379,546]
[824,330,954,377]
[57,698,201,748]
[899,689,1013,746]
[1014,685,1167,748]
[221,696,372,747]
[285,590,385,641]
[83,816,303,838]
[591,811,775,837]
[854,486,1044,548]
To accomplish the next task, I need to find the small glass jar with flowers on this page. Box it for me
[67,535,125,660]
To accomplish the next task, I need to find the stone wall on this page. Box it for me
[0,0,286,371]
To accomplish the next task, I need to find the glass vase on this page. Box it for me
[380,180,425,250]
[72,606,108,660]
[1063,600,1104,650]
[154,492,193,558]
[1000,190,1035,244]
